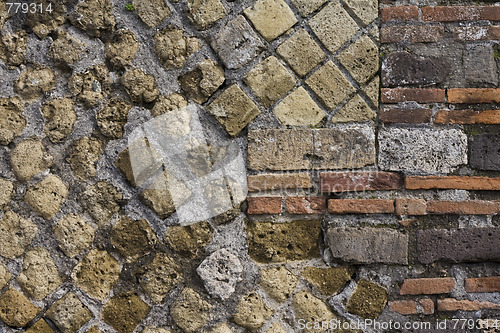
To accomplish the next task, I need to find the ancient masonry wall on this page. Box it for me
[0,0,499,332]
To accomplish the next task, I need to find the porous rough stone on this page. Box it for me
[0,178,13,209]
[68,137,103,180]
[292,291,335,333]
[186,0,226,30]
[0,211,37,259]
[69,65,112,107]
[197,249,243,300]
[53,214,95,258]
[137,253,182,303]
[470,134,500,171]
[134,0,171,28]
[208,84,261,136]
[290,0,327,16]
[179,59,225,103]
[247,220,321,263]
[154,28,200,70]
[96,99,132,138]
[378,128,468,174]
[70,0,116,37]
[464,44,498,86]
[105,29,139,68]
[26,0,66,38]
[121,68,159,103]
[343,0,378,25]
[102,295,150,333]
[0,289,40,327]
[273,87,325,126]
[346,280,388,319]
[72,249,121,300]
[331,94,376,123]
[338,35,379,85]
[10,137,53,182]
[42,98,77,142]
[165,221,212,258]
[244,56,296,107]
[25,319,54,333]
[260,266,298,302]
[25,175,68,220]
[17,248,62,301]
[233,292,273,330]
[266,322,287,333]
[51,30,85,68]
[0,30,27,66]
[151,93,188,117]
[171,288,212,333]
[0,97,26,145]
[46,292,92,332]
[14,66,55,102]
[244,0,297,41]
[0,262,12,290]
[110,217,158,262]
[82,181,122,225]
[302,267,354,295]
[143,328,171,333]
[365,76,379,107]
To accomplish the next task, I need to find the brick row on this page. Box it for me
[382,88,500,104]
[388,299,434,315]
[455,26,500,41]
[380,108,500,125]
[406,176,500,190]
[381,6,500,22]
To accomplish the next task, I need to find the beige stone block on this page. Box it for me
[273,87,325,126]
[338,35,379,84]
[244,0,297,41]
[331,94,376,123]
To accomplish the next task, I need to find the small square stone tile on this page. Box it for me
[186,0,226,30]
[343,0,378,26]
[46,292,92,333]
[273,87,325,126]
[305,61,355,109]
[244,56,296,107]
[290,0,327,17]
[276,29,325,77]
[338,35,379,85]
[331,94,376,123]
[53,214,95,258]
[309,2,359,53]
[244,0,297,41]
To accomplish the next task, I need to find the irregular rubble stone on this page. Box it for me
[102,295,150,333]
[10,137,53,182]
[302,267,354,295]
[0,97,26,145]
[105,29,139,68]
[470,134,500,171]
[69,65,112,107]
[212,15,264,70]
[121,68,159,103]
[154,29,200,70]
[343,0,378,26]
[137,253,182,303]
[233,292,272,330]
[72,249,120,300]
[197,249,243,300]
[205,324,232,333]
[42,98,77,142]
[465,44,498,86]
[151,93,188,117]
[46,292,92,332]
[96,99,131,138]
[244,0,297,41]
[171,288,212,333]
[260,266,298,302]
[110,217,158,262]
[0,30,27,66]
[266,322,287,333]
[0,289,40,327]
[53,214,95,257]
[27,0,66,38]
[86,326,101,333]
[273,87,325,126]
[0,2,8,30]
[82,181,122,225]
[25,319,54,333]
[290,0,327,17]
[179,59,225,103]
[292,291,336,333]
[134,0,171,28]
[346,280,388,319]
[70,0,116,37]
[331,94,376,123]
[338,35,378,84]
[14,66,55,102]
[208,84,261,136]
[0,262,12,290]
[51,30,85,68]
[165,221,212,258]
[25,175,68,220]
[0,211,37,259]
[143,328,171,333]
[247,220,321,263]
[186,0,226,30]
[244,56,296,108]
[68,137,102,180]
[0,178,13,209]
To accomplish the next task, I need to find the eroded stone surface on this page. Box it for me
[70,0,116,37]
[171,288,212,333]
[165,221,212,258]
[290,0,326,16]
[121,68,159,103]
[51,30,85,67]
[292,291,336,333]
[53,214,95,257]
[0,30,27,66]
[186,0,226,30]
[14,66,55,102]
[110,217,158,262]
[154,29,200,70]
[0,97,26,145]
[27,0,66,38]
[233,292,272,330]
[205,324,233,333]
[42,98,77,142]
[134,0,171,28]
[470,134,500,171]
[96,99,132,138]
[105,29,139,68]
[0,211,37,259]
[25,175,68,220]
[102,295,150,333]
[68,137,103,180]
[143,328,171,333]
[0,179,13,209]
[179,59,225,103]
[82,181,122,225]
[0,262,12,290]
[69,65,112,106]
[273,87,324,126]
[25,319,53,333]
[244,0,297,41]
[331,94,376,123]
[260,266,298,302]
[343,0,378,25]
[338,35,379,84]
[302,267,354,295]
[0,289,40,327]
[346,280,388,319]
[151,93,188,117]
[137,253,182,303]
[11,137,53,182]
[46,292,92,332]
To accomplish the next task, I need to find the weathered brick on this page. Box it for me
[380,26,444,43]
[434,110,500,124]
[286,197,326,214]
[328,199,394,214]
[438,299,500,312]
[448,88,500,104]
[427,201,500,215]
[389,299,435,315]
[421,6,500,22]
[455,26,500,41]
[400,278,455,295]
[406,176,500,190]
[326,227,408,264]
[417,228,500,264]
[381,6,419,22]
[381,88,446,103]
[470,135,500,171]
[420,299,435,315]
[465,277,500,293]
[247,197,282,215]
[248,173,312,192]
[395,198,427,215]
[380,108,432,123]
[320,171,404,193]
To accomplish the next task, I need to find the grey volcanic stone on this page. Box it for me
[470,134,500,171]
[464,44,498,86]
[325,227,408,264]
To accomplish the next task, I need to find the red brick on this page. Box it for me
[434,109,500,124]
[381,6,419,22]
[381,25,444,43]
[395,198,427,216]
[419,298,435,315]
[465,277,500,293]
[454,26,500,41]
[247,197,282,215]
[400,277,455,295]
[426,200,500,215]
[381,88,446,103]
[388,300,418,315]
[380,108,432,123]
[448,88,500,104]
[406,176,500,191]
[422,6,500,22]
[328,199,394,214]
[320,172,403,193]
[286,197,326,214]
[438,298,500,312]
[248,173,312,192]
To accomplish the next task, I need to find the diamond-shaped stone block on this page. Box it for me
[0,289,40,327]
[53,214,95,258]
[0,210,38,259]
[364,76,380,107]
[338,35,379,85]
[244,0,297,41]
[273,87,325,126]
[290,0,327,17]
[46,292,92,332]
[102,295,150,333]
[186,0,226,30]
[343,0,378,26]
[331,94,376,123]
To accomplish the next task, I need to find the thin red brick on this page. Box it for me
[395,198,427,216]
[286,197,326,214]
[465,277,500,293]
[434,109,500,124]
[419,298,435,315]
[381,6,419,22]
[400,277,455,295]
[247,197,282,215]
[406,176,500,191]
[438,298,500,311]
[248,173,312,192]
[422,6,500,22]
[320,172,403,193]
[381,88,446,103]
[448,88,500,104]
[389,300,418,315]
[328,199,394,214]
[426,200,500,215]
[381,25,444,43]
[380,108,432,123]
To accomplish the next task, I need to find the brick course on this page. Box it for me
[400,278,455,295]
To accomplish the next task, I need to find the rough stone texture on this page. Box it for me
[0,289,40,327]
[0,30,27,66]
[96,99,132,138]
[205,324,232,333]
[302,267,354,295]
[244,56,296,108]
[165,222,212,258]
[154,29,200,70]
[26,0,66,38]
[72,249,121,300]
[306,61,355,109]
[14,66,55,102]
[292,291,335,333]
[82,181,122,225]
[17,248,62,301]
[233,292,273,330]
[470,134,500,171]
[247,220,321,263]
[41,98,77,143]
[186,0,226,30]
[105,29,139,68]
[68,137,102,180]
[365,76,380,107]
[25,320,54,333]
[53,214,95,257]
[248,173,312,192]
[137,253,182,303]
[46,292,92,333]
[51,30,85,68]
[25,175,68,220]
[211,16,264,69]
[343,0,378,26]
[290,0,327,17]
[171,288,212,333]
[121,68,159,103]
[331,94,376,123]
[134,0,171,28]
[338,35,379,85]
[464,44,498,86]
[179,59,225,103]
[110,217,157,262]
[266,322,287,333]
[244,0,297,41]
[208,84,261,136]
[0,211,37,259]
[102,295,150,333]
[70,0,116,37]
[11,137,53,182]
[0,97,26,145]
[273,87,325,126]
[346,280,388,319]
[69,65,112,107]
[378,128,468,174]
[0,262,11,290]
[260,266,298,302]
[143,328,171,333]
[151,93,188,117]
[326,227,409,264]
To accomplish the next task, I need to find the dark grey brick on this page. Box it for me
[470,134,500,171]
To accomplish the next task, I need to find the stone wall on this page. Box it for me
[0,0,499,332]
